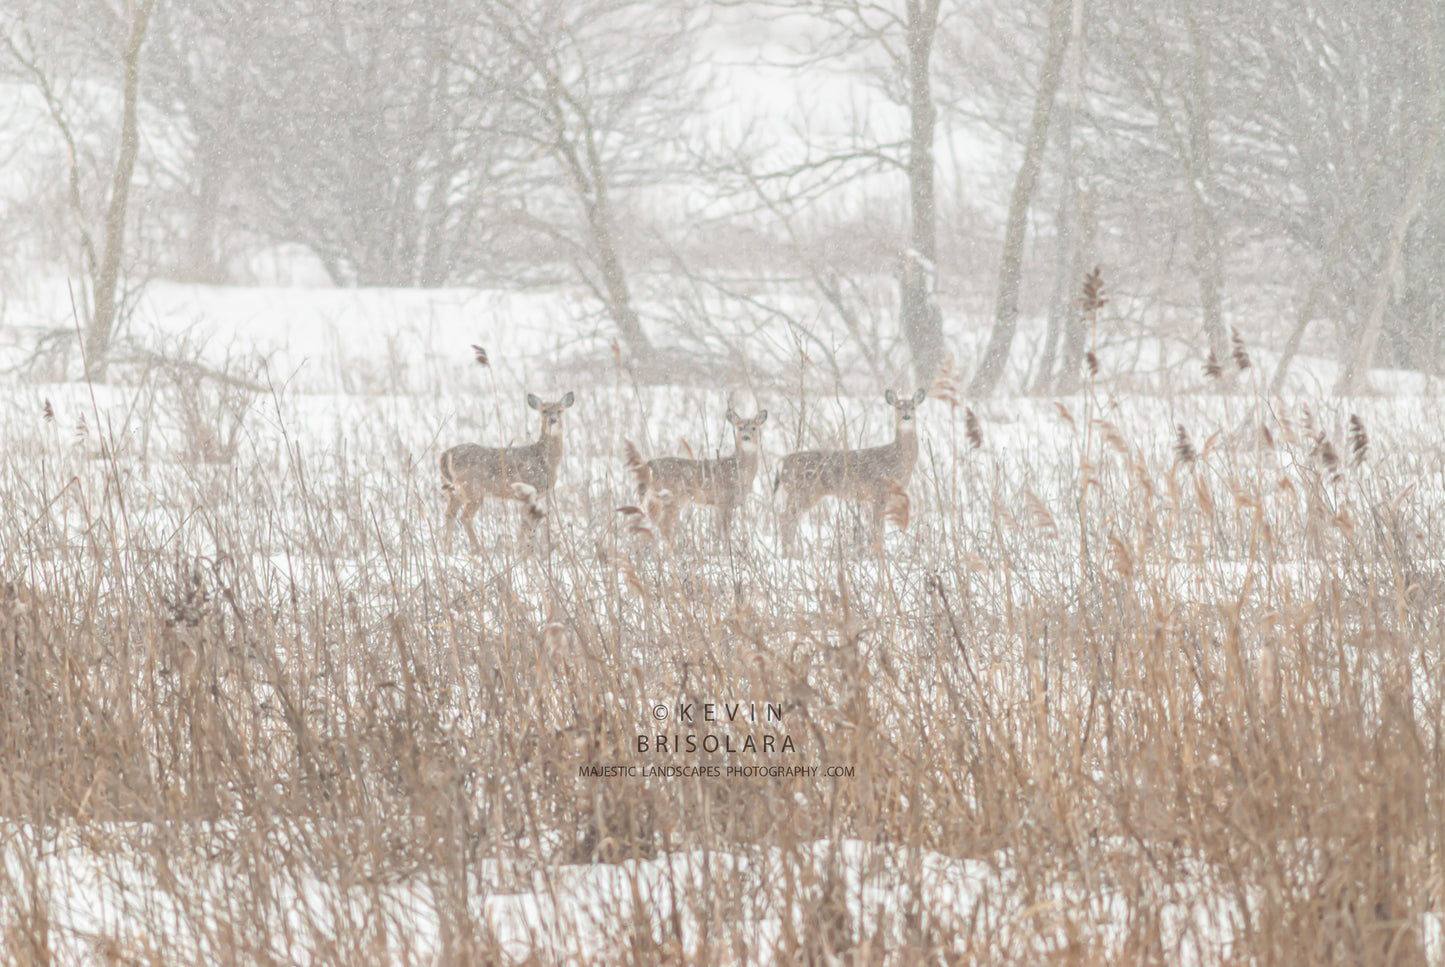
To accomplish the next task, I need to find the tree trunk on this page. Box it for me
[1269,157,1389,393]
[420,158,458,287]
[1335,117,1444,394]
[1181,0,1229,381]
[970,0,1073,397]
[180,158,225,284]
[536,60,657,368]
[1055,189,1097,394]
[419,54,457,287]
[1269,224,1350,394]
[1032,188,1073,394]
[589,197,654,368]
[85,0,156,382]
[1033,0,1086,395]
[900,0,945,388]
[576,109,656,368]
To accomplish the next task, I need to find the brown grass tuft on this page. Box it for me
[623,438,649,493]
[1023,488,1057,538]
[1348,414,1368,467]
[1174,424,1197,464]
[1193,472,1215,518]
[1229,327,1251,371]
[1096,419,1129,455]
[1311,433,1340,481]
[928,354,962,408]
[617,504,654,540]
[964,408,983,450]
[617,555,646,597]
[1079,264,1107,316]
[1106,534,1133,579]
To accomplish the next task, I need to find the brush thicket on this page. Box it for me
[0,358,1440,964]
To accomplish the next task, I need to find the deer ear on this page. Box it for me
[913,388,927,404]
[562,391,576,408]
[755,409,768,424]
[527,393,542,410]
[885,389,899,405]
[726,408,741,426]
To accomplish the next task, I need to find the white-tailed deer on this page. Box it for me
[440,392,575,553]
[775,389,927,549]
[629,409,768,541]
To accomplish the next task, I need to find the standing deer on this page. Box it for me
[775,389,927,549]
[629,408,768,541]
[440,391,575,553]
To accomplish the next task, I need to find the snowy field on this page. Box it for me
[1,279,1443,964]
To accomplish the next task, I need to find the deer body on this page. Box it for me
[637,409,767,540]
[776,389,926,548]
[441,392,574,552]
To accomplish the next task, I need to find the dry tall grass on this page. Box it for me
[0,374,1441,964]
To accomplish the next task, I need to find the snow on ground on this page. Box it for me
[11,821,1439,963]
[3,277,1444,962]
[4,824,1245,964]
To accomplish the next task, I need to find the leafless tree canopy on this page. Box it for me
[4,0,1445,386]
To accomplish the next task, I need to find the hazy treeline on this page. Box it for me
[2,0,1442,388]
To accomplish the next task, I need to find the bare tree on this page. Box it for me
[1082,0,1445,388]
[477,0,706,372]
[1216,0,1445,387]
[969,0,1072,396]
[899,0,947,385]
[2,0,156,380]
[1032,0,1088,395]
[753,0,950,386]
[1335,116,1445,394]
[253,0,510,287]
[140,0,529,288]
[1178,0,1228,377]
[141,0,270,283]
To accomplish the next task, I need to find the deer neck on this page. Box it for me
[733,439,760,490]
[892,421,919,475]
[539,423,564,471]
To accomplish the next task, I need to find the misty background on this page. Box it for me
[1,0,1442,395]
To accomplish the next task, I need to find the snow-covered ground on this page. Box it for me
[2,277,1443,963]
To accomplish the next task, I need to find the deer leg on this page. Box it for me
[519,493,555,556]
[868,496,887,546]
[518,503,537,554]
[461,499,484,554]
[661,501,681,544]
[443,487,466,553]
[716,502,735,542]
[781,493,812,555]
[538,500,555,556]
[443,500,458,554]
